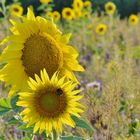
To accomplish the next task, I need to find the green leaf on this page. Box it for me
[0,97,12,115]
[119,100,128,112]
[71,116,94,132]
[21,137,30,140]
[8,117,19,125]
[0,97,11,108]
[11,95,22,113]
[8,116,22,125]
[0,136,5,140]
[0,7,3,14]
[60,136,84,140]
[37,5,46,11]
[18,124,33,133]
[132,46,140,59]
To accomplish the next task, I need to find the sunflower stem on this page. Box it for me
[32,135,36,140]
[52,130,58,140]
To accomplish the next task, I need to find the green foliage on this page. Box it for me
[71,116,94,132]
[11,95,22,113]
[21,137,30,140]
[128,119,140,136]
[18,124,33,133]
[3,0,140,18]
[8,116,22,125]
[119,100,128,112]
[60,135,84,140]
[132,46,140,60]
[0,136,5,140]
[114,0,140,18]
[92,0,140,18]
[0,97,12,115]
[53,0,73,12]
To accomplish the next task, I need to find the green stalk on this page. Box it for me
[51,130,58,140]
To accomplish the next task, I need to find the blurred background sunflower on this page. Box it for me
[9,3,23,17]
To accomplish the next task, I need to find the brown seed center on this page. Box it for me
[35,88,67,118]
[22,33,63,78]
[107,6,113,10]
[13,7,19,12]
[99,27,104,32]
[66,11,71,16]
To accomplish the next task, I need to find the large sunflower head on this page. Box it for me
[73,0,84,10]
[62,8,75,21]
[0,8,84,96]
[105,2,116,15]
[129,14,139,26]
[17,69,84,136]
[95,23,107,35]
[10,4,23,17]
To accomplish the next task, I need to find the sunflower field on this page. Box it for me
[0,0,140,140]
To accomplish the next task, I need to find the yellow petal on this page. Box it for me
[60,33,72,44]
[27,7,35,20]
[43,68,50,82]
[46,121,52,136]
[61,114,75,127]
[33,121,40,133]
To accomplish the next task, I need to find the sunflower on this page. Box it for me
[73,0,84,10]
[52,11,61,22]
[40,0,51,4]
[16,69,84,136]
[105,2,116,15]
[0,8,84,96]
[82,11,90,18]
[84,1,92,9]
[74,9,82,19]
[129,14,139,26]
[46,11,53,18]
[95,24,107,35]
[10,4,23,17]
[62,8,75,21]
